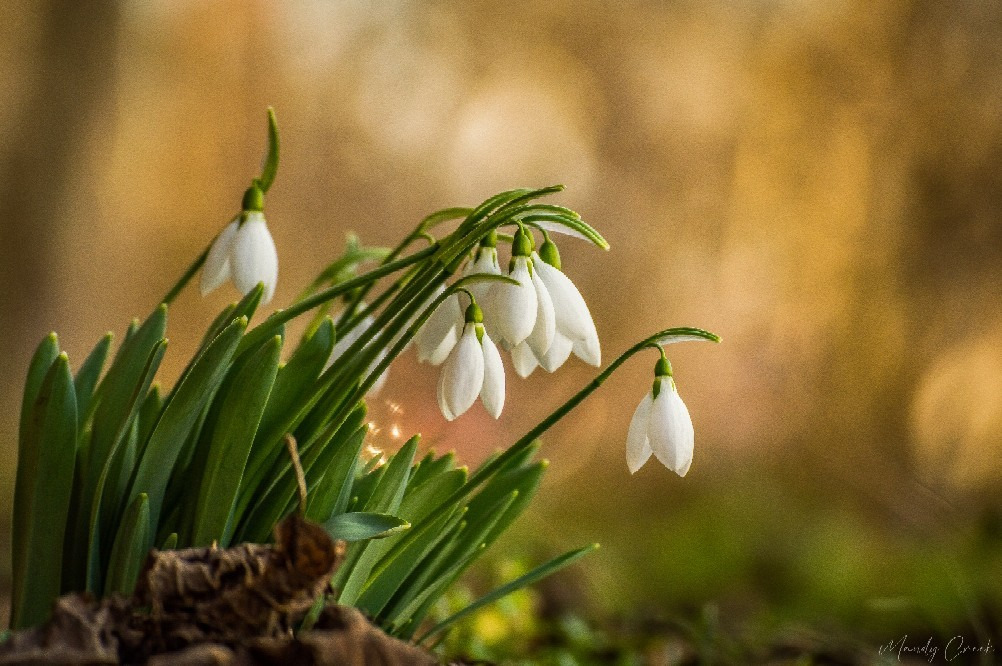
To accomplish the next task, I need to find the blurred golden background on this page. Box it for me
[1,0,1001,654]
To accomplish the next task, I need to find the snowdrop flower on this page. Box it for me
[200,185,279,304]
[414,284,463,365]
[486,228,539,348]
[438,302,505,421]
[533,242,600,366]
[626,356,694,476]
[508,240,600,378]
[462,237,502,308]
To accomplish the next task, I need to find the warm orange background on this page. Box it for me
[1,0,1000,642]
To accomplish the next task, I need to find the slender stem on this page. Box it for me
[161,244,211,305]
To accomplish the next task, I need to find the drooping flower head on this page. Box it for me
[437,301,505,421]
[200,183,279,304]
[626,354,694,476]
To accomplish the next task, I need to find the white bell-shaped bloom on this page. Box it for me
[414,285,463,365]
[532,251,600,368]
[626,376,694,476]
[325,312,388,395]
[437,319,505,421]
[200,211,279,304]
[487,255,537,347]
[524,269,556,358]
[462,246,502,308]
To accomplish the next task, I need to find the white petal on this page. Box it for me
[532,254,593,342]
[538,332,573,373]
[231,213,279,304]
[525,266,556,358]
[572,321,602,367]
[487,256,536,346]
[200,219,238,295]
[647,386,695,476]
[626,394,654,474]
[437,325,484,420]
[479,332,505,418]
[462,247,501,307]
[437,369,454,421]
[415,289,462,365]
[510,341,538,378]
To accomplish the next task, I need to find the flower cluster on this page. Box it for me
[198,179,711,476]
[415,227,601,422]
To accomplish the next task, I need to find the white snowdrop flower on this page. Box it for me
[414,284,463,365]
[437,303,505,421]
[524,268,556,358]
[200,189,279,304]
[486,228,537,347]
[325,311,388,395]
[532,244,600,368]
[461,243,502,309]
[626,357,694,476]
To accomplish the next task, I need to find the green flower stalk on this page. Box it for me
[7,108,720,648]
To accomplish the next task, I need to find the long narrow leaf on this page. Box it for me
[124,317,246,535]
[10,354,78,629]
[103,493,150,597]
[416,543,599,643]
[192,335,281,547]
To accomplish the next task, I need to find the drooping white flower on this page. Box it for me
[462,244,502,309]
[200,210,279,304]
[626,359,694,476]
[487,254,537,348]
[414,284,463,365]
[437,303,505,421]
[532,246,600,368]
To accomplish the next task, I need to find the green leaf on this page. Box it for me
[12,332,60,597]
[236,403,367,544]
[257,107,279,193]
[86,305,168,494]
[416,543,599,643]
[103,493,150,597]
[335,436,419,604]
[161,532,178,550]
[73,332,112,424]
[305,424,367,524]
[10,353,78,629]
[237,318,335,510]
[125,316,246,535]
[325,512,410,542]
[191,335,281,547]
[84,340,167,594]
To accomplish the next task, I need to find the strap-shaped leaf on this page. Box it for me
[84,341,166,594]
[239,317,335,510]
[124,316,246,534]
[191,335,281,547]
[335,437,419,604]
[73,332,112,425]
[12,332,60,597]
[416,543,599,643]
[10,354,78,629]
[325,512,410,542]
[103,493,150,597]
[362,485,514,619]
[304,424,367,524]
